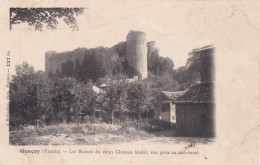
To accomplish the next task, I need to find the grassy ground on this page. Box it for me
[9,123,214,145]
[9,124,152,145]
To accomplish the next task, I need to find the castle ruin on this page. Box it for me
[126,31,147,79]
[45,31,153,81]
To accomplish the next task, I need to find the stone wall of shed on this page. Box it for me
[176,103,215,137]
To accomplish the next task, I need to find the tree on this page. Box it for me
[73,82,101,123]
[148,72,180,91]
[161,57,174,73]
[49,77,75,123]
[126,81,151,128]
[15,61,34,77]
[102,78,128,124]
[147,41,174,76]
[186,49,201,72]
[10,8,85,31]
[78,54,106,82]
[9,62,47,129]
[173,49,202,90]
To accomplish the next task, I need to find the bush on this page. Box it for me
[148,119,172,131]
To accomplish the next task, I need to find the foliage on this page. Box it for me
[148,119,172,131]
[10,8,85,31]
[121,60,138,78]
[48,77,76,123]
[112,42,126,57]
[49,39,176,82]
[148,72,180,91]
[73,82,101,123]
[9,62,47,129]
[174,51,201,90]
[147,42,174,76]
[186,51,201,72]
[10,62,154,129]
[101,78,128,124]
[58,50,107,82]
[78,54,106,82]
[9,46,200,130]
[126,81,152,128]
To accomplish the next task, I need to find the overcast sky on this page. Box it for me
[9,1,218,73]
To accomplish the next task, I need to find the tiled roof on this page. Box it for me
[175,82,214,103]
[161,91,186,101]
[189,45,214,54]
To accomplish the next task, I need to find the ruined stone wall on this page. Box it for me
[45,49,87,75]
[45,31,149,80]
[45,47,121,77]
[126,31,147,79]
[147,41,158,56]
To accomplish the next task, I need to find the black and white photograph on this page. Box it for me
[1,0,259,164]
[8,7,215,145]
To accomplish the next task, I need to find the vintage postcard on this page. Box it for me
[0,0,259,164]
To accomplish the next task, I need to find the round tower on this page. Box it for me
[126,31,147,79]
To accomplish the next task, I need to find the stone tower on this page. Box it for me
[126,31,148,79]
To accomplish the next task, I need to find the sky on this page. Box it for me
[9,1,218,73]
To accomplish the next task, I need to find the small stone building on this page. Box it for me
[157,91,185,123]
[174,82,215,137]
[174,45,215,137]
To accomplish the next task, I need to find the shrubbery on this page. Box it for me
[9,62,156,130]
[10,55,195,131]
[147,119,172,131]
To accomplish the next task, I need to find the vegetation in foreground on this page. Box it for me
[10,123,153,145]
[9,46,203,144]
[10,123,214,145]
[9,48,201,131]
